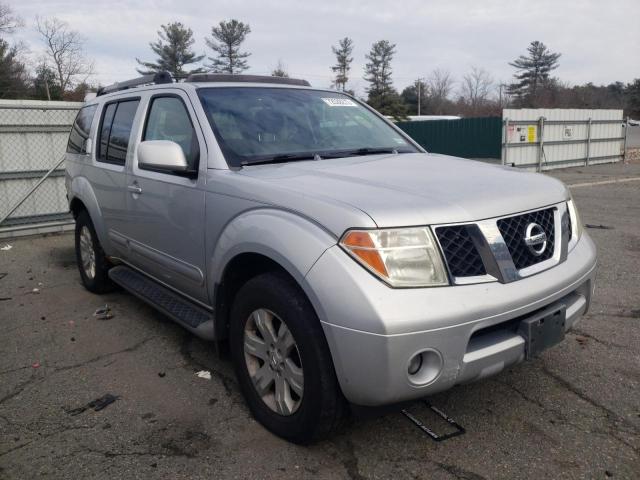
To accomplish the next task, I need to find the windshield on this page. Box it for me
[197,87,419,166]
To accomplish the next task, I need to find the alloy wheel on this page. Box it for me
[243,308,304,415]
[79,226,96,279]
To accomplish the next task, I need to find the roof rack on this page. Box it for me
[96,71,173,96]
[185,73,310,87]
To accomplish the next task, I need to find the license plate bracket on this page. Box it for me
[518,305,566,360]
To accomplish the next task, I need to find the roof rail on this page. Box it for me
[96,71,173,96]
[185,73,310,87]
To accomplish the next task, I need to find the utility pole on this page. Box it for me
[44,77,51,101]
[416,77,425,116]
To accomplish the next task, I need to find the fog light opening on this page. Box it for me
[408,353,423,375]
[407,349,443,386]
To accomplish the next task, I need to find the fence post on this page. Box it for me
[502,117,509,166]
[585,117,592,166]
[537,116,545,172]
[623,116,629,164]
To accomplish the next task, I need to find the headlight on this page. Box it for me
[339,227,448,287]
[567,198,583,241]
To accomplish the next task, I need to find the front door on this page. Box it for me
[122,91,208,304]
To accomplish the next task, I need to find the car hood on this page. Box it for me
[236,152,569,232]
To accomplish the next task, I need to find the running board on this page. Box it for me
[108,265,215,340]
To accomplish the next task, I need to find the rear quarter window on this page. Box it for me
[97,99,140,165]
[67,104,97,154]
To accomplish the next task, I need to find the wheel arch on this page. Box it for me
[67,176,108,248]
[210,208,337,341]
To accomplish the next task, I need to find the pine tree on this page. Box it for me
[0,39,29,99]
[331,37,353,91]
[364,40,407,119]
[205,20,251,74]
[32,62,63,100]
[271,60,288,78]
[400,78,428,115]
[0,4,28,99]
[626,79,640,119]
[508,41,561,106]
[136,22,204,77]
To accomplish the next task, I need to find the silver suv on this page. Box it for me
[65,73,597,443]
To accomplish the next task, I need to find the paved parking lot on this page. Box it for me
[1,162,639,479]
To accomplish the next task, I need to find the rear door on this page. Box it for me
[121,90,208,304]
[90,98,141,257]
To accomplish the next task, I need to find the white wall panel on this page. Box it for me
[502,109,624,170]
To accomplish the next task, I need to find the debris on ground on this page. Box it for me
[195,370,212,380]
[0,272,7,280]
[575,335,589,347]
[67,393,119,416]
[158,372,166,378]
[585,224,614,230]
[93,305,113,320]
[0,297,11,302]
[32,362,40,369]
[1,244,12,251]
[31,288,40,294]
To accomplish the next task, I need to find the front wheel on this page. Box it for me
[74,210,114,293]
[229,271,348,443]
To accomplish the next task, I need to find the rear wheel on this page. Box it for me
[75,210,113,293]
[229,271,348,443]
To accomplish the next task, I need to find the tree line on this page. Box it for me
[1,3,639,119]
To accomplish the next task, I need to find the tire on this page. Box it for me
[229,271,348,444]
[75,210,114,293]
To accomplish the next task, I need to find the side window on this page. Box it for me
[67,104,97,154]
[97,99,140,165]
[98,103,116,162]
[143,96,199,170]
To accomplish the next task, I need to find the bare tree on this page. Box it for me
[35,16,94,95]
[460,66,493,113]
[427,69,454,114]
[0,3,23,35]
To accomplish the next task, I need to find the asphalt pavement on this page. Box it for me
[1,162,639,479]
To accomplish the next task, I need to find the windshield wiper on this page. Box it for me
[242,153,321,166]
[333,147,416,158]
[241,147,414,166]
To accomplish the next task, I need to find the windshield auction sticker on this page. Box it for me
[321,98,357,107]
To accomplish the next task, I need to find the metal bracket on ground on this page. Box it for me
[401,401,466,442]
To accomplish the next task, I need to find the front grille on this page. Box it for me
[435,225,486,277]
[497,208,555,270]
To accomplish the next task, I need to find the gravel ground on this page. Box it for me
[1,163,639,479]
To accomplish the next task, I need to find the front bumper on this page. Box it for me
[304,232,597,406]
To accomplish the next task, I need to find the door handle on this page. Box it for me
[127,184,143,194]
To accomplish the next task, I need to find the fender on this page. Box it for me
[208,207,338,316]
[68,175,110,252]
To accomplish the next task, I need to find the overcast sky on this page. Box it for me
[6,0,640,96]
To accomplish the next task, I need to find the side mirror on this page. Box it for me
[137,140,188,172]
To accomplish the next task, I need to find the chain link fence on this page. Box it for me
[0,100,81,236]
